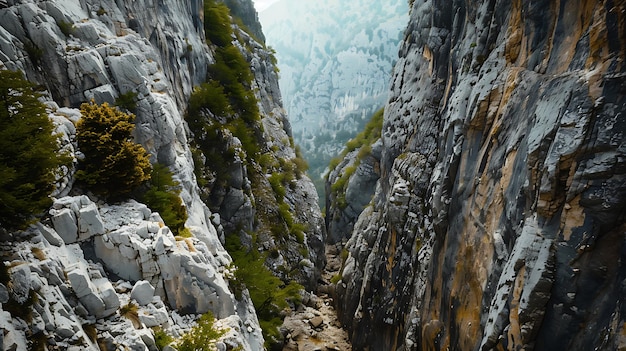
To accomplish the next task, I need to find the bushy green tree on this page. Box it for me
[204,0,233,47]
[141,164,187,234]
[76,102,151,198]
[0,70,67,230]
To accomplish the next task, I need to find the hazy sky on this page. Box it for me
[252,0,280,12]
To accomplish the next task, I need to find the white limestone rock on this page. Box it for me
[67,268,106,317]
[94,231,142,282]
[0,0,271,348]
[51,208,78,244]
[78,202,105,240]
[36,223,65,247]
[138,301,170,327]
[51,196,106,243]
[130,280,155,306]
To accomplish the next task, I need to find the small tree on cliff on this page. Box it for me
[76,101,151,198]
[141,163,188,235]
[0,70,68,230]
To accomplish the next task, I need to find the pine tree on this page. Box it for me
[0,70,66,230]
[76,101,151,198]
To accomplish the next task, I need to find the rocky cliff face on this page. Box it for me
[328,0,626,350]
[0,0,323,349]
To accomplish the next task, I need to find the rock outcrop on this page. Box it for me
[325,137,383,244]
[328,1,626,350]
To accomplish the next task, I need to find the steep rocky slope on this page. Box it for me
[0,0,323,349]
[327,0,626,350]
[259,0,408,199]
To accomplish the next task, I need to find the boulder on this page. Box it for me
[36,223,65,247]
[130,280,155,306]
[138,303,169,327]
[8,264,31,304]
[66,268,114,318]
[77,202,105,240]
[51,208,78,244]
[309,316,324,329]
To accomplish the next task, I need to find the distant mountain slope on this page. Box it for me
[259,0,408,200]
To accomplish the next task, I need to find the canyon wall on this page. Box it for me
[329,0,626,350]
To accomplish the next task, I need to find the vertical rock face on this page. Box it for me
[329,0,626,350]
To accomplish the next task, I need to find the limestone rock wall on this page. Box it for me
[325,140,382,244]
[0,0,323,349]
[330,1,626,350]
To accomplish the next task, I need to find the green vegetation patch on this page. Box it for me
[226,234,303,348]
[140,163,187,235]
[0,70,70,230]
[176,312,225,351]
[76,101,151,199]
[115,91,138,113]
[326,108,384,210]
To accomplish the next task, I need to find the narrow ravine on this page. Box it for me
[282,244,352,351]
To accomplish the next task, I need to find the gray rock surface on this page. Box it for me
[325,143,381,244]
[130,280,155,306]
[327,1,626,350]
[0,0,323,349]
[0,0,297,349]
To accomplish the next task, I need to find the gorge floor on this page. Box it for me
[281,244,352,351]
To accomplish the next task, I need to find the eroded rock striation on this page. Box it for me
[328,1,626,350]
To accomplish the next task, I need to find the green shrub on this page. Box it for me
[293,155,309,175]
[153,327,174,350]
[268,173,286,199]
[204,0,233,47]
[76,102,151,198]
[141,164,187,235]
[225,235,302,348]
[115,91,138,113]
[328,157,341,172]
[177,312,225,351]
[0,70,69,230]
[177,227,193,238]
[328,107,383,173]
[226,119,259,157]
[57,20,74,37]
[258,153,276,169]
[278,203,293,227]
[188,81,232,120]
[327,108,384,208]
[330,165,356,193]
